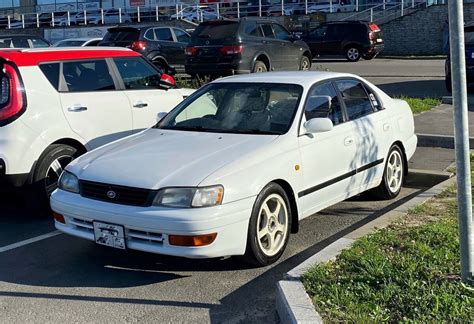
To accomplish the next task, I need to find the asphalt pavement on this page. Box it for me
[0,59,458,323]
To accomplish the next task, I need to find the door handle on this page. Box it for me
[133,102,148,108]
[344,137,354,146]
[383,123,390,131]
[67,105,87,112]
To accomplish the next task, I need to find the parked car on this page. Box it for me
[87,9,132,25]
[308,0,356,13]
[239,0,273,16]
[185,18,312,77]
[445,22,474,92]
[49,11,72,27]
[302,21,383,62]
[51,71,417,266]
[99,26,191,74]
[0,47,193,201]
[171,5,218,22]
[53,38,102,47]
[267,0,305,16]
[0,35,51,48]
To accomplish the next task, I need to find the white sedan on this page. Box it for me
[51,72,417,266]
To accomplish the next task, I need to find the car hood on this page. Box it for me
[68,129,278,189]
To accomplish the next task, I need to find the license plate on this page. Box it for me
[93,222,126,249]
[471,52,474,59]
[377,38,383,43]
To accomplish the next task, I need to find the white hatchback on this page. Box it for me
[51,72,417,266]
[0,47,192,199]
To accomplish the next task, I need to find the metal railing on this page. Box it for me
[0,0,446,29]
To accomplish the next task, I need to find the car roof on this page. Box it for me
[58,38,102,42]
[0,35,45,38]
[214,71,359,88]
[0,47,139,66]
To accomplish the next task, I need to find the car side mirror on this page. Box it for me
[156,112,167,123]
[304,118,333,134]
[160,74,175,90]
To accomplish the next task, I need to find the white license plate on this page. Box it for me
[377,38,383,43]
[93,222,126,249]
[471,52,474,59]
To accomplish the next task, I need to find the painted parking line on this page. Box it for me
[0,231,62,253]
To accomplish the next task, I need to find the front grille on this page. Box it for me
[79,180,155,207]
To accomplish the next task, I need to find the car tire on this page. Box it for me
[252,60,268,73]
[242,183,291,266]
[372,145,405,200]
[32,144,79,201]
[300,56,311,71]
[152,59,168,74]
[345,46,361,62]
[445,75,452,93]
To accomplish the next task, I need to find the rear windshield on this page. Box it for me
[103,29,140,41]
[192,21,238,44]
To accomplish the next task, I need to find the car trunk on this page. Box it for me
[99,27,141,47]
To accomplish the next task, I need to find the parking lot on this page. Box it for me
[0,58,455,322]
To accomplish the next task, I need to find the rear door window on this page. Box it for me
[335,79,374,120]
[113,57,161,90]
[39,63,60,90]
[173,28,190,43]
[154,28,173,41]
[261,24,275,38]
[62,60,115,92]
[30,38,50,48]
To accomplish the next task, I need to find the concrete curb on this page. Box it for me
[276,173,456,324]
[416,133,474,149]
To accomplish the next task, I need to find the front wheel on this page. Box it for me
[372,145,405,200]
[242,183,291,266]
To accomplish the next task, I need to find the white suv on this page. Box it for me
[0,47,192,199]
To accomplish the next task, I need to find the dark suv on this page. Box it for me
[185,18,312,77]
[99,26,191,74]
[445,22,474,92]
[303,21,384,62]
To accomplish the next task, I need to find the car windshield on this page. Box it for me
[157,83,303,135]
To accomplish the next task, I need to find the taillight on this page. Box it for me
[131,40,147,51]
[185,46,198,56]
[219,45,244,55]
[0,62,26,126]
[369,31,376,42]
[369,23,380,32]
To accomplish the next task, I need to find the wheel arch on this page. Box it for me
[148,53,169,66]
[271,179,299,234]
[252,52,271,71]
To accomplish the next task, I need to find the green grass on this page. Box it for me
[302,158,474,322]
[399,97,441,114]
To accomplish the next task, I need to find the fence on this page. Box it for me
[0,0,444,29]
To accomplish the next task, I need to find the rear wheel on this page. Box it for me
[252,60,268,73]
[152,59,168,74]
[242,183,291,266]
[345,46,361,62]
[300,56,311,71]
[372,145,405,200]
[32,144,79,203]
[445,74,452,93]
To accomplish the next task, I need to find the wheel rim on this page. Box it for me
[301,58,310,71]
[386,150,403,193]
[256,193,288,257]
[255,64,266,73]
[44,155,74,196]
[347,48,359,60]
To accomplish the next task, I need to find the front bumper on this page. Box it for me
[51,190,254,259]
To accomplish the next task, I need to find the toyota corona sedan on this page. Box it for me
[51,72,417,266]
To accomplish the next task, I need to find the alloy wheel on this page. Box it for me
[386,150,403,193]
[44,155,74,196]
[256,193,288,257]
[347,48,359,61]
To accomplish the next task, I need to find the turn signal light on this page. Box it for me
[53,212,65,224]
[168,233,217,247]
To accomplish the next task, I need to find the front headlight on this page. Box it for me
[58,171,80,194]
[153,185,224,208]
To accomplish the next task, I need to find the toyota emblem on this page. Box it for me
[107,190,116,199]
